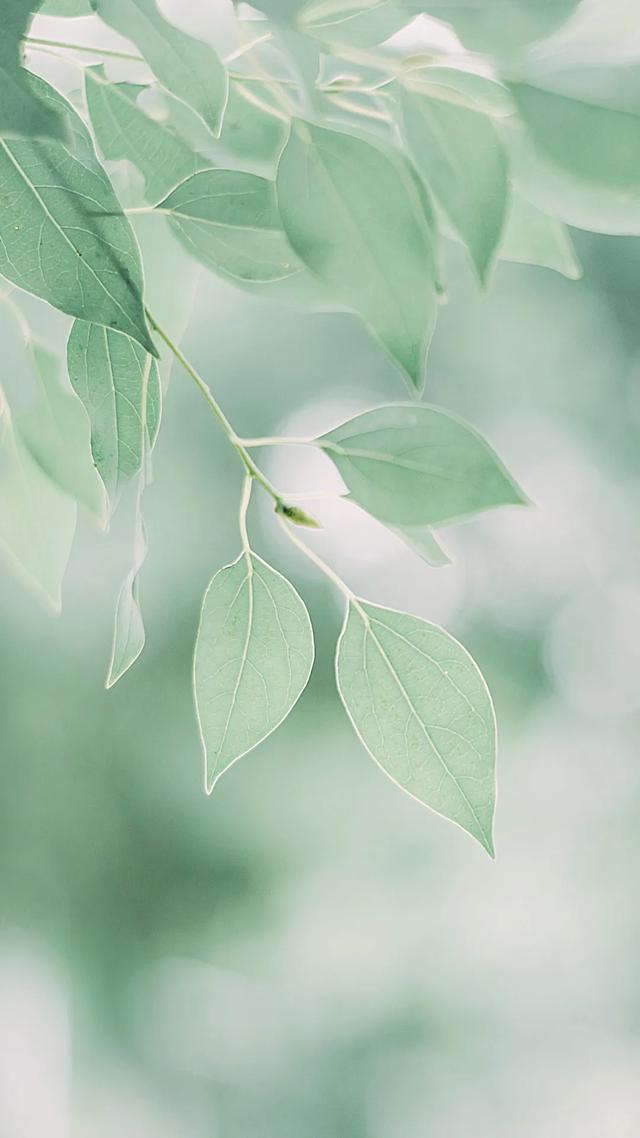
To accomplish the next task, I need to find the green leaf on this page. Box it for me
[506,82,640,234]
[158,169,327,302]
[276,120,438,390]
[299,0,410,48]
[387,523,451,567]
[218,82,288,174]
[0,0,67,140]
[194,551,314,792]
[15,342,106,524]
[40,0,92,12]
[319,403,525,526]
[91,0,228,135]
[0,397,76,612]
[400,88,508,283]
[400,65,515,119]
[84,67,208,204]
[0,74,155,352]
[415,0,579,59]
[106,488,147,687]
[499,191,582,279]
[67,320,161,509]
[336,598,496,854]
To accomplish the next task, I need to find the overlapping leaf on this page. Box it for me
[276,120,439,390]
[67,320,160,509]
[91,0,228,135]
[0,74,154,351]
[0,0,67,140]
[319,404,525,527]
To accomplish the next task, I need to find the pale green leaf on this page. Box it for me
[16,342,106,523]
[320,404,525,526]
[106,490,147,687]
[158,169,328,305]
[400,88,508,283]
[0,398,76,612]
[67,320,161,508]
[401,66,515,118]
[276,120,438,390]
[40,0,92,12]
[0,74,155,353]
[336,598,496,854]
[91,0,228,135]
[499,191,582,279]
[218,82,288,174]
[414,0,579,59]
[506,82,640,234]
[299,0,410,48]
[194,551,314,792]
[387,523,451,567]
[0,0,67,140]
[84,67,209,204]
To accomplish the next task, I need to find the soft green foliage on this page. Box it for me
[0,0,67,140]
[276,120,438,390]
[400,90,507,282]
[0,75,154,352]
[336,599,496,854]
[1,0,638,851]
[90,0,228,135]
[16,343,106,524]
[67,321,160,509]
[194,551,314,792]
[507,82,640,234]
[84,68,208,203]
[0,397,76,612]
[319,404,525,527]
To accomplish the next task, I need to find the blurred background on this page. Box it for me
[2,5,640,1137]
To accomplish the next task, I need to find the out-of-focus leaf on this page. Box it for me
[0,0,67,140]
[401,66,515,118]
[320,404,525,526]
[16,343,106,523]
[84,67,208,203]
[194,551,314,792]
[67,321,160,510]
[91,0,228,135]
[0,395,76,612]
[411,0,580,59]
[387,522,451,566]
[40,0,92,12]
[498,191,581,278]
[106,482,147,687]
[506,82,640,234]
[218,81,288,174]
[299,0,410,48]
[336,598,496,854]
[0,74,155,352]
[276,120,438,391]
[400,89,508,283]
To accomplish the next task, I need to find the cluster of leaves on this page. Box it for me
[1,0,637,853]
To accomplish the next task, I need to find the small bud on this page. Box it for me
[276,501,321,528]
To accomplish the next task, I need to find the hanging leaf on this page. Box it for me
[0,396,76,612]
[90,0,228,136]
[84,67,209,204]
[319,404,525,526]
[194,551,314,792]
[0,74,155,353]
[336,598,496,854]
[106,486,147,687]
[386,523,451,567]
[1,0,67,140]
[67,321,161,509]
[157,169,328,305]
[506,82,640,234]
[276,120,438,390]
[498,191,582,279]
[400,88,508,283]
[16,342,106,524]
